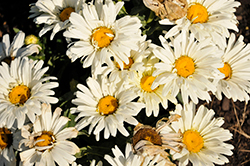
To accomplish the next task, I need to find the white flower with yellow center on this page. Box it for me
[104,143,169,166]
[0,125,21,166]
[151,32,223,104]
[29,0,84,40]
[19,104,80,166]
[167,102,233,166]
[71,76,145,141]
[160,0,240,49]
[214,33,250,102]
[128,55,177,117]
[63,0,142,73]
[0,31,41,64]
[101,38,150,83]
[0,57,59,129]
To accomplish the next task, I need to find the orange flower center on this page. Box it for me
[175,56,195,78]
[187,4,209,24]
[183,130,204,153]
[9,85,31,105]
[97,96,118,115]
[116,57,134,70]
[140,75,158,92]
[0,127,12,150]
[91,27,115,48]
[35,131,55,147]
[59,7,75,22]
[218,62,232,80]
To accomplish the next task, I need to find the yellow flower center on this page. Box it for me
[175,56,195,78]
[187,4,209,24]
[0,128,12,150]
[140,76,158,93]
[116,57,134,70]
[91,27,115,48]
[183,130,204,153]
[9,85,31,105]
[132,128,162,147]
[59,7,75,22]
[25,34,39,45]
[97,96,118,115]
[218,62,232,80]
[35,131,55,147]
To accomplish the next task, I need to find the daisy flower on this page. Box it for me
[131,115,183,165]
[104,143,171,166]
[63,0,142,73]
[0,31,41,64]
[29,0,84,40]
[71,76,145,141]
[127,55,177,117]
[0,124,21,166]
[214,33,250,102]
[160,0,240,49]
[151,32,223,105]
[19,103,80,166]
[0,57,59,129]
[168,102,233,166]
[101,37,150,84]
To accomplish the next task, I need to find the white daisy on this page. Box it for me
[127,55,177,117]
[214,33,250,102]
[29,0,84,40]
[71,76,145,141]
[168,102,233,166]
[63,0,142,74]
[19,103,80,166]
[160,0,240,49]
[0,57,59,129]
[151,32,223,105]
[0,31,41,63]
[131,115,183,165]
[104,143,170,166]
[0,124,21,166]
[101,37,150,84]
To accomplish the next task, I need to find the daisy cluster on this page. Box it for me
[0,0,248,166]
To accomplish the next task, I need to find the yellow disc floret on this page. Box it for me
[116,57,134,70]
[35,131,55,147]
[9,85,31,105]
[140,75,157,93]
[187,4,209,24]
[183,130,204,153]
[218,62,232,80]
[91,27,115,48]
[175,56,195,78]
[59,7,75,22]
[0,127,12,150]
[97,96,118,115]
[25,34,39,45]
